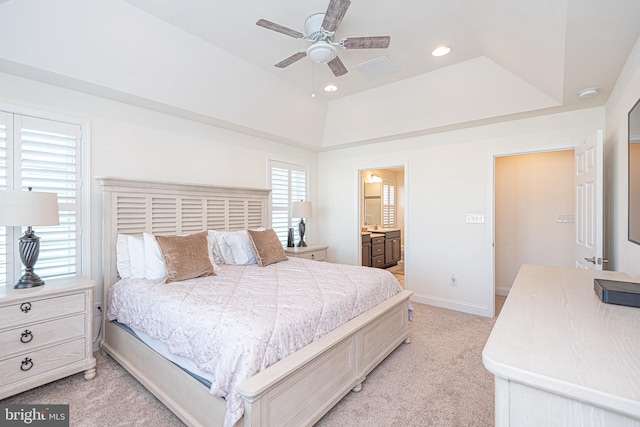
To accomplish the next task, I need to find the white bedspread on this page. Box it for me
[107,257,408,427]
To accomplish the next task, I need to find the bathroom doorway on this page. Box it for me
[359,166,405,286]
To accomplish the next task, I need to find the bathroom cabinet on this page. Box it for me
[362,229,401,269]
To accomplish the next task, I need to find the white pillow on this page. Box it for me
[206,231,223,272]
[221,231,257,265]
[127,235,145,279]
[116,234,132,279]
[143,232,167,280]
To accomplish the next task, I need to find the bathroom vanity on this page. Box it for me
[361,229,401,268]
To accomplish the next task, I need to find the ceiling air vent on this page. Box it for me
[353,56,399,80]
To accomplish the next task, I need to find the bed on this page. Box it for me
[97,176,413,427]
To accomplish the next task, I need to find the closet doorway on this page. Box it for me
[359,166,405,287]
[494,149,575,296]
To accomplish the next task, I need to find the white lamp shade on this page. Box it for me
[292,201,312,219]
[0,190,60,226]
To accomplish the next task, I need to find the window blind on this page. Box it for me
[270,160,308,245]
[0,113,83,286]
[383,181,396,228]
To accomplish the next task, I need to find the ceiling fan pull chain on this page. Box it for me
[311,62,316,98]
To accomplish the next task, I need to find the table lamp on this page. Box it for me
[0,188,60,288]
[292,201,312,247]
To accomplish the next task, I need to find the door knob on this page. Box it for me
[584,257,609,265]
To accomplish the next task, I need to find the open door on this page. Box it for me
[575,129,604,270]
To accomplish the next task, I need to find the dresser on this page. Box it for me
[284,245,328,261]
[0,276,96,399]
[483,264,640,426]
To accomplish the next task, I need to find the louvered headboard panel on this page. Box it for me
[97,176,271,300]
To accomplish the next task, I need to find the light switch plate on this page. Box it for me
[556,214,574,223]
[466,213,485,224]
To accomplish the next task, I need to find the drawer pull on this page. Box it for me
[20,330,34,343]
[20,302,32,313]
[20,357,33,371]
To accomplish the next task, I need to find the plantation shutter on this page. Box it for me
[382,180,396,228]
[0,112,10,285]
[270,160,308,245]
[0,114,82,286]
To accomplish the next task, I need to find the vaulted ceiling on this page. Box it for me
[0,0,639,149]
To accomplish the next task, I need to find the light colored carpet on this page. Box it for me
[1,297,505,426]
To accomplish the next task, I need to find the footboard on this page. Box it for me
[237,289,413,427]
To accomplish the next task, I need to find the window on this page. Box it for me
[382,180,396,228]
[0,109,88,287]
[269,160,308,246]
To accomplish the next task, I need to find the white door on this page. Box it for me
[575,129,604,270]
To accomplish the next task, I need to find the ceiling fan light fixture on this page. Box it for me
[307,41,337,64]
[432,45,452,57]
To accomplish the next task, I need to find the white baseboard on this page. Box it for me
[495,287,510,296]
[410,293,492,318]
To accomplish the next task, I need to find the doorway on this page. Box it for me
[493,149,575,296]
[359,166,405,286]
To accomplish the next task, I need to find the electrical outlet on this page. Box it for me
[450,273,457,286]
[93,303,102,317]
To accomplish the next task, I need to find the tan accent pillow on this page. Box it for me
[156,231,215,283]
[247,229,288,267]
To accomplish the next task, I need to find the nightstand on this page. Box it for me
[0,276,97,399]
[284,245,328,261]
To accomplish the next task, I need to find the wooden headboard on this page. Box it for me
[96,176,271,303]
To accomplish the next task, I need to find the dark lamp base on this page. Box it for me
[14,272,45,289]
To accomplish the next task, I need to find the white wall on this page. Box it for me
[0,0,327,147]
[0,71,319,309]
[318,108,604,317]
[605,35,640,280]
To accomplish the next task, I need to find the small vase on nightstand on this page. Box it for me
[287,227,295,247]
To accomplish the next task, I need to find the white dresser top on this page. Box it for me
[0,275,95,304]
[483,264,640,418]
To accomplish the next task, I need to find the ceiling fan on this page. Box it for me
[256,0,390,77]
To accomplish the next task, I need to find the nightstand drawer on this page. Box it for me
[0,293,85,327]
[296,250,326,261]
[0,338,86,386]
[0,314,85,358]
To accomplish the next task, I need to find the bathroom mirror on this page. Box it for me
[363,182,381,226]
[629,98,640,244]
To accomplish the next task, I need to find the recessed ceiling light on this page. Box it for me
[324,84,338,92]
[432,46,452,57]
[578,87,600,99]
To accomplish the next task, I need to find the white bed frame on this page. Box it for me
[97,176,413,427]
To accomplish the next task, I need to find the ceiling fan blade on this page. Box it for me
[257,19,304,39]
[341,36,391,49]
[275,52,307,68]
[322,0,351,34]
[327,56,348,77]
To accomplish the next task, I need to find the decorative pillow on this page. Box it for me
[220,231,257,265]
[116,234,132,279]
[247,229,288,267]
[155,231,215,283]
[143,232,167,280]
[208,229,263,265]
[127,235,145,279]
[207,230,224,264]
